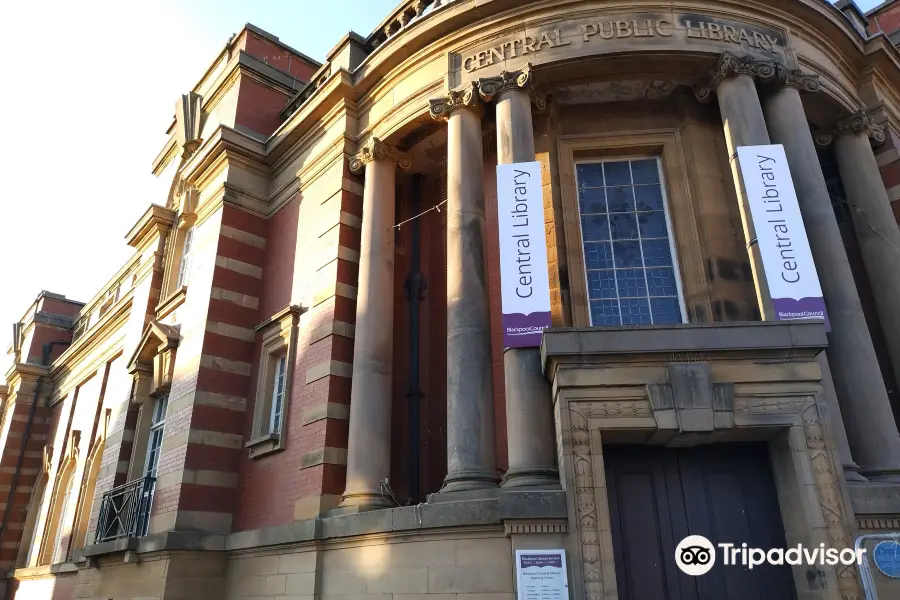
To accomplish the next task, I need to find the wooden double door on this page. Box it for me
[604,443,797,600]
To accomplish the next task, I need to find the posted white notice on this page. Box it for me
[736,144,829,330]
[496,161,552,348]
[515,549,569,600]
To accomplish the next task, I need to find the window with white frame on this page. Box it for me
[144,395,168,479]
[247,306,302,459]
[269,354,287,434]
[575,158,686,326]
[175,227,195,288]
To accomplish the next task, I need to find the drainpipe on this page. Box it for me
[404,174,427,503]
[0,340,70,592]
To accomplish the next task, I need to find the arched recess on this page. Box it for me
[70,414,109,552]
[16,445,52,568]
[38,430,79,565]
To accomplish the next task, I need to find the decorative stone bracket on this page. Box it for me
[645,363,735,444]
[127,320,181,399]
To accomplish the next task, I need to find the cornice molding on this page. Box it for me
[476,63,546,112]
[429,82,481,120]
[348,137,412,173]
[126,204,177,250]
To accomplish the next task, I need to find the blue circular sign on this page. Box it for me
[873,541,900,579]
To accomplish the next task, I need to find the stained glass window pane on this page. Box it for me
[576,158,684,326]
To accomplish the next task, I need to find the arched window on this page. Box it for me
[40,459,76,565]
[17,469,48,568]
[71,441,104,552]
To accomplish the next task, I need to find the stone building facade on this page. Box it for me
[5,1,900,599]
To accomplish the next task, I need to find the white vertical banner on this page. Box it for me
[496,161,552,348]
[736,144,829,329]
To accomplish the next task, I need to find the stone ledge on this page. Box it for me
[82,490,568,557]
[849,482,900,515]
[542,321,827,372]
[498,490,567,520]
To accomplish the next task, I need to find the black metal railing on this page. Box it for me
[94,476,155,543]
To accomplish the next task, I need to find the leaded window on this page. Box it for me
[575,158,685,326]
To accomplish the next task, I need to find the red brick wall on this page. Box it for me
[233,171,362,530]
[0,386,52,571]
[239,33,317,82]
[870,4,900,35]
[234,77,293,138]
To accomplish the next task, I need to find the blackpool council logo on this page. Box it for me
[675,535,716,576]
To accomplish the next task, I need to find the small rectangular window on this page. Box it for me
[246,306,303,459]
[269,354,287,433]
[175,228,195,288]
[575,158,686,326]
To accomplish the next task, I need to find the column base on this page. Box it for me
[843,463,868,483]
[331,490,396,516]
[859,468,900,484]
[502,466,560,490]
[439,469,501,494]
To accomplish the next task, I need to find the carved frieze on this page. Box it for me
[568,407,604,600]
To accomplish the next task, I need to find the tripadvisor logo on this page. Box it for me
[675,535,866,576]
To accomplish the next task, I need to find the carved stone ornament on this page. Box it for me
[429,82,480,120]
[695,51,779,103]
[815,107,887,148]
[348,137,412,173]
[774,67,820,93]
[176,92,203,157]
[476,63,546,111]
[834,109,887,144]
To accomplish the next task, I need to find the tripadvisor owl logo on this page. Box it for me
[676,535,716,576]
[675,535,867,576]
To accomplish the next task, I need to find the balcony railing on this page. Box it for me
[94,476,155,543]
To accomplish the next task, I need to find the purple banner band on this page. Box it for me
[772,297,830,332]
[520,554,563,569]
[503,312,552,348]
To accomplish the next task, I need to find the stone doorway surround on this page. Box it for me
[542,322,863,600]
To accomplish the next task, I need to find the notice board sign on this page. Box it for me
[515,549,569,599]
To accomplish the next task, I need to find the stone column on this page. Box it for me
[339,138,409,510]
[429,84,500,494]
[832,111,900,399]
[696,52,777,319]
[478,66,558,489]
[763,75,891,482]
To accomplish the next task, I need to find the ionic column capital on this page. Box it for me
[349,137,411,174]
[814,107,886,147]
[772,67,820,93]
[695,51,779,103]
[429,82,482,121]
[476,63,547,112]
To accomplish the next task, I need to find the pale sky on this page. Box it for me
[0,0,886,380]
[0,0,395,379]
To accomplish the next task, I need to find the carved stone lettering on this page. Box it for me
[460,13,785,74]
